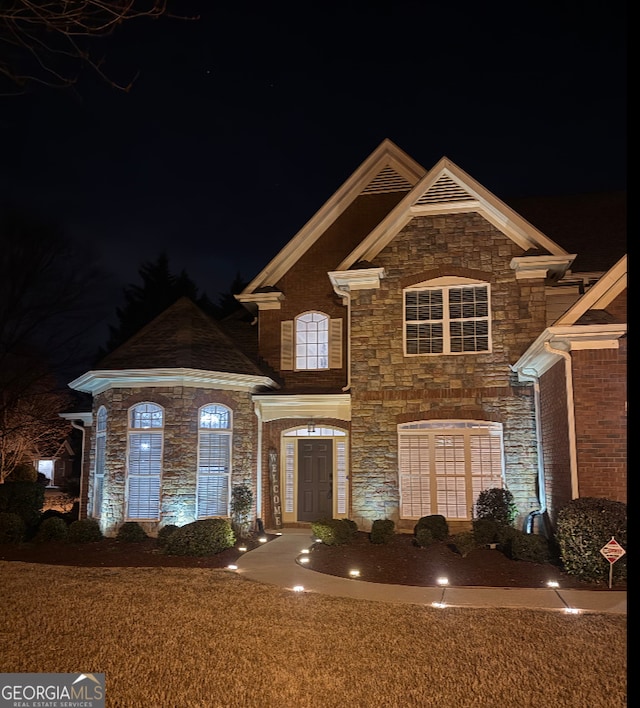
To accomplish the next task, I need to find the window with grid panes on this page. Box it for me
[296,312,329,369]
[197,404,231,517]
[398,421,504,520]
[404,282,490,355]
[127,403,163,520]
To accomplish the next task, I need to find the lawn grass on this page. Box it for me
[1,562,626,707]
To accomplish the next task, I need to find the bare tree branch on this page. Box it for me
[0,1,197,93]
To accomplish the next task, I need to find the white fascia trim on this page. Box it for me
[512,324,627,380]
[60,411,93,426]
[328,268,386,291]
[511,255,577,280]
[555,255,627,326]
[339,159,572,269]
[253,393,351,423]
[69,368,279,395]
[241,140,425,293]
[235,291,285,310]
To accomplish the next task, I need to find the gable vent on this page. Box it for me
[361,166,415,194]
[414,175,473,205]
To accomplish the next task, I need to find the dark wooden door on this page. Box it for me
[297,440,333,522]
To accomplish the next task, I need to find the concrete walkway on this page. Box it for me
[234,528,627,615]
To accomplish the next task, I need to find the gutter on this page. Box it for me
[331,283,352,392]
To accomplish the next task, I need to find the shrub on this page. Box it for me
[157,524,179,549]
[414,514,449,541]
[0,512,26,544]
[5,463,38,483]
[507,529,551,563]
[68,518,103,543]
[370,519,395,544]
[451,531,475,558]
[116,521,148,542]
[472,518,499,546]
[474,488,518,526]
[415,527,435,548]
[165,519,235,556]
[0,481,45,531]
[556,497,627,584]
[496,524,518,548]
[230,484,253,539]
[34,516,69,543]
[311,518,357,546]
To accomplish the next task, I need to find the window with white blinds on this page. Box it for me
[93,406,107,518]
[398,420,504,520]
[404,281,491,355]
[197,404,231,517]
[127,403,163,520]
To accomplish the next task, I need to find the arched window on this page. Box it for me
[404,277,491,355]
[295,311,329,369]
[398,420,504,520]
[93,406,107,518]
[127,403,163,520]
[197,404,232,517]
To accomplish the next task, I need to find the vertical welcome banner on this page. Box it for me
[268,448,282,529]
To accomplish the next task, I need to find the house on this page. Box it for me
[66,139,627,537]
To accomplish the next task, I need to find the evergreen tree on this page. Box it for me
[99,252,215,357]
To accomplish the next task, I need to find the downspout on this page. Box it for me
[69,420,86,519]
[254,402,263,529]
[514,369,549,535]
[544,340,579,499]
[331,283,351,392]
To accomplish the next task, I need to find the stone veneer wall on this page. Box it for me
[347,213,546,530]
[90,386,257,536]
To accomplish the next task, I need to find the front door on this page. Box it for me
[297,439,333,522]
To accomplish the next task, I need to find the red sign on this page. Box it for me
[600,537,626,564]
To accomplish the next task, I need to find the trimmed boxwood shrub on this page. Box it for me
[370,519,395,544]
[157,524,179,549]
[507,529,551,563]
[556,497,627,584]
[473,488,518,526]
[0,481,45,531]
[472,518,499,546]
[165,519,235,556]
[34,516,69,543]
[414,514,448,541]
[0,512,26,544]
[452,531,475,558]
[116,521,148,542]
[68,518,103,543]
[311,518,357,546]
[415,527,435,548]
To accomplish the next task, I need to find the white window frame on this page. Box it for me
[398,420,504,520]
[93,405,107,518]
[404,276,491,356]
[295,311,330,370]
[196,404,232,518]
[126,402,163,521]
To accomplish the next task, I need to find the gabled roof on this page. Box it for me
[239,140,577,299]
[555,255,627,326]
[239,139,425,295]
[68,297,278,394]
[337,156,573,270]
[512,255,627,379]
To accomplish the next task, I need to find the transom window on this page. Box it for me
[398,420,504,520]
[296,312,329,369]
[404,279,490,355]
[197,404,232,518]
[127,403,163,520]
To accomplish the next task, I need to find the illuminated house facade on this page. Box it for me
[68,140,627,536]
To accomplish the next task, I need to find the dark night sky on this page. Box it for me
[0,0,627,351]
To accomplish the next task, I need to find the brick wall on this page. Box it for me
[572,340,627,502]
[90,386,256,536]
